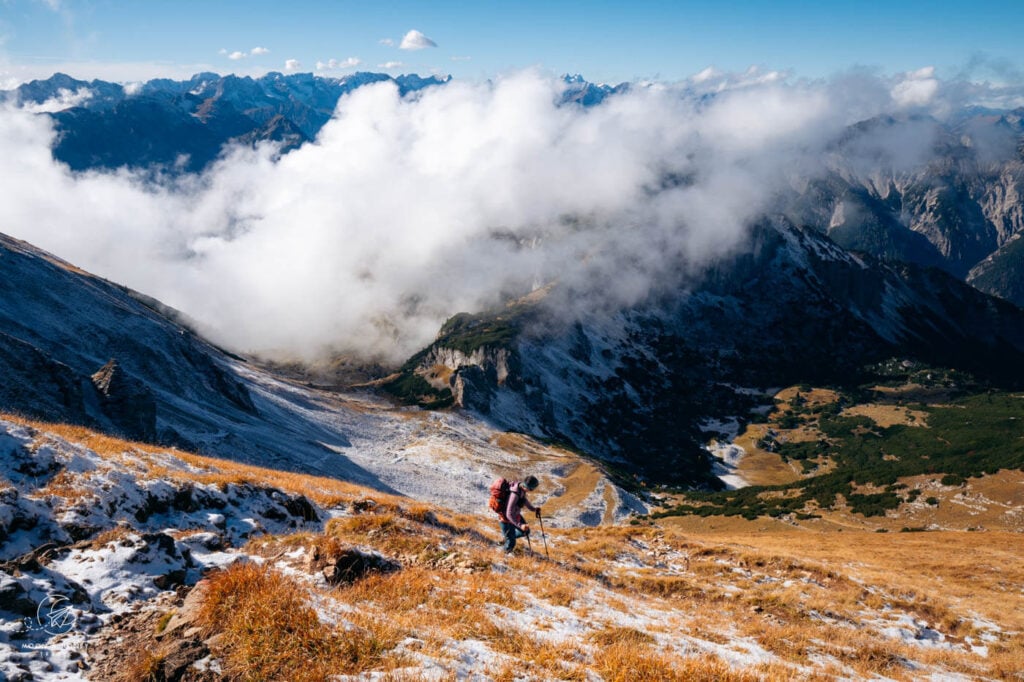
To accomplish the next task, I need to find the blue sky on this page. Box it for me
[1,0,1023,84]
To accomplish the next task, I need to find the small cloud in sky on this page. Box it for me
[251,46,270,56]
[399,30,437,51]
[692,66,721,83]
[892,65,939,107]
[227,51,246,61]
[378,61,403,70]
[37,0,62,10]
[316,57,361,71]
[379,38,395,47]
[284,59,302,71]
[908,66,936,80]
[450,55,472,63]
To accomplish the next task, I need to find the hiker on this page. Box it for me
[497,475,542,554]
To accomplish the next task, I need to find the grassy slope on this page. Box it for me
[5,416,1022,680]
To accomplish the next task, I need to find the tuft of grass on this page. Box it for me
[196,562,400,680]
[154,610,175,635]
[593,645,761,682]
[588,625,656,647]
[120,652,165,682]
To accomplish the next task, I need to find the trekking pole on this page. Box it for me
[526,532,533,554]
[537,510,549,560]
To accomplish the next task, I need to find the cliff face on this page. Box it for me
[789,114,1024,287]
[420,346,515,411]
[398,218,1024,486]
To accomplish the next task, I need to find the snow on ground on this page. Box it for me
[0,403,636,680]
[0,417,328,680]
[1,416,1008,681]
[227,362,641,526]
[707,441,750,490]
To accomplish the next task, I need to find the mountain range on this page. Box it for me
[7,71,449,173]
[6,71,1024,488]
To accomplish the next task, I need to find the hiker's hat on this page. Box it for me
[524,475,539,490]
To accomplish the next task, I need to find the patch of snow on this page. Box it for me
[707,442,749,490]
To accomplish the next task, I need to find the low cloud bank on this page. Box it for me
[1,68,1021,362]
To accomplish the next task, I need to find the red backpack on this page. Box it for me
[488,478,512,515]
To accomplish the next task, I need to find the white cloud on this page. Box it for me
[891,65,939,108]
[227,51,246,61]
[284,59,301,71]
[399,29,437,51]
[19,86,93,113]
[316,57,361,71]
[0,69,1017,365]
[450,56,472,63]
[909,66,936,80]
[378,61,403,70]
[379,38,395,47]
[692,66,721,83]
[251,47,270,56]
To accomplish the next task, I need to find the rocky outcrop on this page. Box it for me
[86,585,217,682]
[91,359,157,442]
[304,544,400,586]
[422,346,515,412]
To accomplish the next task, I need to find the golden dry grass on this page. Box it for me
[841,403,928,428]
[729,385,928,487]
[120,651,165,682]
[8,411,1024,680]
[197,562,402,680]
[593,645,761,682]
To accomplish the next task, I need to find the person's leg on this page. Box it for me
[500,522,517,553]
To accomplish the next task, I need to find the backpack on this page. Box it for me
[488,478,512,515]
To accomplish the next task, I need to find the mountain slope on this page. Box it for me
[2,416,1021,681]
[787,112,1024,282]
[0,232,638,523]
[393,217,1024,487]
[968,230,1024,307]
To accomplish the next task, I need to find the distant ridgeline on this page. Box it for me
[6,71,450,173]
[5,72,624,175]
